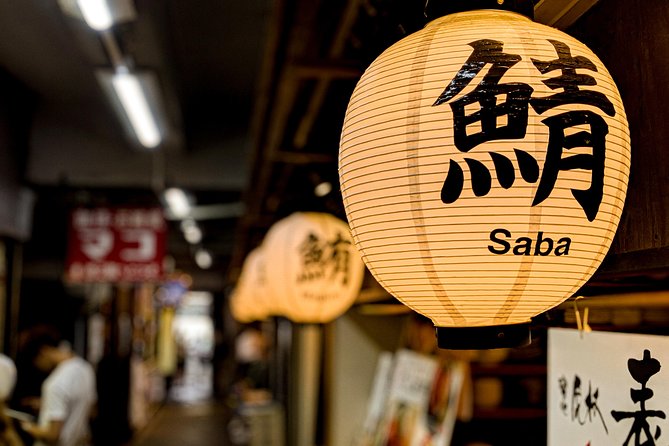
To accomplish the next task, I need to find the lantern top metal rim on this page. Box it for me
[436,322,532,350]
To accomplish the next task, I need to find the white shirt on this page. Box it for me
[37,357,96,446]
[0,354,16,401]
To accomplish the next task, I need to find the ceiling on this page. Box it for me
[0,0,600,290]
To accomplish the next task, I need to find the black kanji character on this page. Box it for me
[570,375,608,433]
[300,233,324,266]
[298,233,326,282]
[559,375,568,415]
[434,39,535,203]
[528,40,614,222]
[328,232,351,285]
[530,40,615,116]
[298,232,352,285]
[434,39,533,153]
[584,381,608,434]
[435,39,613,222]
[532,110,607,222]
[611,350,666,446]
[572,375,585,424]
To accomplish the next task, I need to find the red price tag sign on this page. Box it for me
[66,208,167,283]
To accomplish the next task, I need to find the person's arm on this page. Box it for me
[2,424,24,446]
[20,420,63,445]
[1,408,24,446]
[24,372,69,445]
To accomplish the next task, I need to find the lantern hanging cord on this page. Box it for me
[572,296,591,338]
[423,0,430,18]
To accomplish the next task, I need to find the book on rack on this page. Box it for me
[358,349,466,446]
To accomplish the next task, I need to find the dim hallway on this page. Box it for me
[131,401,233,446]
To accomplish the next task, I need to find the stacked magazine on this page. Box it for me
[357,349,465,446]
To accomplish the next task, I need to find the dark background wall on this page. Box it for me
[0,68,34,241]
[571,0,669,274]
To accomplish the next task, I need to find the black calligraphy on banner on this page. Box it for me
[298,232,351,285]
[434,39,615,222]
[557,373,608,434]
[611,349,666,446]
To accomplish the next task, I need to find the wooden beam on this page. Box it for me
[273,151,335,164]
[534,0,600,29]
[593,247,669,279]
[559,291,669,309]
[292,60,362,79]
[356,304,412,316]
[293,0,361,149]
[228,0,288,278]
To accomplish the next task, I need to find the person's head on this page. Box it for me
[21,326,66,373]
[0,354,16,402]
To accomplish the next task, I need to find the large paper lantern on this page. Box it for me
[338,10,630,348]
[229,248,271,323]
[263,212,365,323]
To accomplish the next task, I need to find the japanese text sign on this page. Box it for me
[66,207,166,283]
[549,328,669,446]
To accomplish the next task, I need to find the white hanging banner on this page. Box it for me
[548,327,669,446]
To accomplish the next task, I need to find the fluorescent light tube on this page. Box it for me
[77,0,114,31]
[111,72,162,148]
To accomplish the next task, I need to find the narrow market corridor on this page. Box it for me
[132,401,232,446]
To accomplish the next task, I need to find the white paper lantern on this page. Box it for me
[339,10,630,348]
[263,212,365,323]
[230,248,271,323]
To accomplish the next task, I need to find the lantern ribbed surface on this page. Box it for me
[263,212,365,323]
[339,10,630,329]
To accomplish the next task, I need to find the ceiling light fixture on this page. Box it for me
[314,181,332,197]
[180,218,196,232]
[164,188,191,219]
[195,249,213,270]
[181,218,202,244]
[76,0,114,31]
[184,225,202,245]
[110,70,162,148]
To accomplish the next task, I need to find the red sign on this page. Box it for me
[66,207,167,283]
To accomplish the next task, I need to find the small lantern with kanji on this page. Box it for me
[263,212,365,323]
[230,247,271,323]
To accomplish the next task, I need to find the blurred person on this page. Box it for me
[234,325,268,389]
[19,328,96,446]
[0,354,23,446]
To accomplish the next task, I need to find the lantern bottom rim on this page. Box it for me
[436,322,531,350]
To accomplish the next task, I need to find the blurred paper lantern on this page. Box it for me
[229,248,271,323]
[263,212,365,323]
[339,10,630,348]
[229,286,265,324]
[229,287,253,324]
[241,247,273,318]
